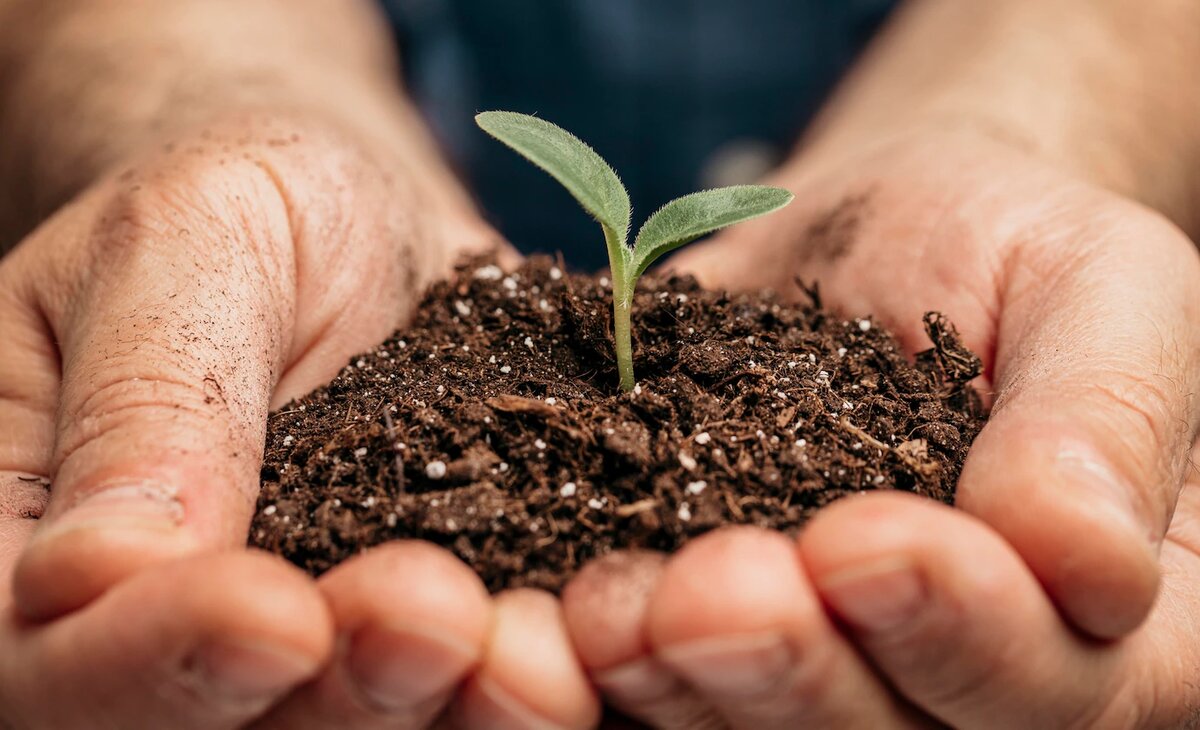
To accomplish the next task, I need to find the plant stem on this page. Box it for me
[603,225,636,392]
[613,281,635,391]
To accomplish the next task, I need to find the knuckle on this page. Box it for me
[88,112,379,267]
[768,637,854,708]
[1118,205,1196,261]
[1070,673,1148,730]
[1089,372,1177,441]
[97,155,290,260]
[1079,369,1190,485]
[55,362,231,469]
[905,631,1009,714]
[98,112,409,282]
[865,564,1012,707]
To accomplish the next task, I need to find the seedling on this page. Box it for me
[476,111,793,392]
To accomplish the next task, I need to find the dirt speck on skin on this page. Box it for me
[2,476,50,520]
[252,256,985,593]
[795,192,870,265]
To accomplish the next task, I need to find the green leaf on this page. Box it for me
[475,111,632,263]
[631,185,794,278]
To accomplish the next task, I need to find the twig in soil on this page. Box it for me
[714,369,766,389]
[577,513,603,533]
[920,312,983,389]
[536,517,561,548]
[836,417,937,477]
[383,408,406,493]
[722,490,745,520]
[614,499,658,518]
[836,417,890,452]
[795,278,822,310]
[487,394,558,418]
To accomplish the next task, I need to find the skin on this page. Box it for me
[0,0,1197,728]
[0,1,596,727]
[573,130,1200,729]
[568,0,1200,726]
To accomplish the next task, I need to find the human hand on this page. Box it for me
[0,110,599,728]
[560,481,1200,728]
[553,128,1200,727]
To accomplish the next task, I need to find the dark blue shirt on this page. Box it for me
[380,0,898,269]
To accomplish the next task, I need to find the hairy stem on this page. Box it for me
[605,225,636,391]
[613,283,635,392]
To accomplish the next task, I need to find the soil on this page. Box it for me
[252,256,986,593]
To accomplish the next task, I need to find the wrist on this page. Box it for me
[0,0,434,245]
[794,0,1200,237]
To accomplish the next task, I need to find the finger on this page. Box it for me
[450,588,602,730]
[958,208,1200,638]
[0,551,332,730]
[13,162,299,621]
[0,475,45,606]
[0,244,58,481]
[802,492,1132,729]
[646,527,923,729]
[562,551,724,729]
[0,246,58,595]
[256,542,491,730]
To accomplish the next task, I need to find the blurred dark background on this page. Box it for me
[380,0,898,270]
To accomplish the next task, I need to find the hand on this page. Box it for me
[553,128,1200,727]
[0,110,599,728]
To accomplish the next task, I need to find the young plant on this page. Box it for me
[476,111,794,392]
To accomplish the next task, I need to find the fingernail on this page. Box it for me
[1057,445,1151,542]
[658,632,792,697]
[594,656,684,703]
[190,640,318,704]
[819,558,925,633]
[39,481,185,539]
[347,624,477,712]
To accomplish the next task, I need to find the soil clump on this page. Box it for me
[252,256,985,592]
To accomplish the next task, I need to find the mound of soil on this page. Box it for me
[251,256,985,592]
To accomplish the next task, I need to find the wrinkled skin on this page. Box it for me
[551,129,1200,728]
[3,112,1199,728]
[0,111,601,730]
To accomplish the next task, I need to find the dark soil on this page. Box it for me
[252,256,985,592]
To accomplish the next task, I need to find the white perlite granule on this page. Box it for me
[424,460,447,480]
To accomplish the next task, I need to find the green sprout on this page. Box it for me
[476,111,794,392]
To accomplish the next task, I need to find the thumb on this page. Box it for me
[957,209,1200,639]
[13,162,298,621]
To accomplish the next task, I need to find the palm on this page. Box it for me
[0,117,433,726]
[0,113,596,729]
[666,130,1200,725]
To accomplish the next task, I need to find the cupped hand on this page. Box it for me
[563,477,1200,729]
[0,110,598,728]
[672,127,1200,640]
[556,128,1200,727]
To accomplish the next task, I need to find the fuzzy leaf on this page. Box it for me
[476,111,632,263]
[631,185,794,278]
